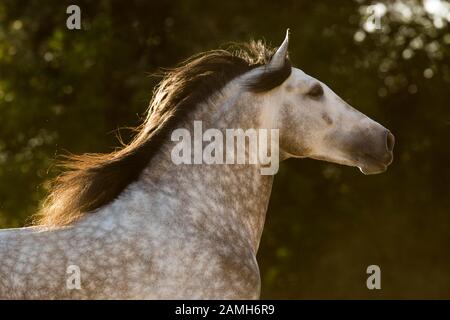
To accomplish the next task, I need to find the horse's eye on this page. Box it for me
[306,84,324,99]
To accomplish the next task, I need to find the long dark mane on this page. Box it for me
[35,40,291,227]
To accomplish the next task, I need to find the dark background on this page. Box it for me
[0,0,449,298]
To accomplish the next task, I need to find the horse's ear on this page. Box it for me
[268,29,290,70]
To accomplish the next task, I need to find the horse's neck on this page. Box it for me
[138,89,274,252]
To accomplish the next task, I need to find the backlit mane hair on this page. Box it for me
[35,40,292,227]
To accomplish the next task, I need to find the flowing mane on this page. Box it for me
[34,40,292,227]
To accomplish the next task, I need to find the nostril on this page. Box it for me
[386,131,395,152]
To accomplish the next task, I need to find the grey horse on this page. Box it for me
[0,31,394,299]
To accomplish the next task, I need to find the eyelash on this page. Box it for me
[306,84,324,99]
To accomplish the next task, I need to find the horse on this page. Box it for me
[0,30,394,299]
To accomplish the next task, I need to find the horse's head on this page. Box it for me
[254,30,394,175]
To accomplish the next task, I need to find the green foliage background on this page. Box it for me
[0,0,449,298]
